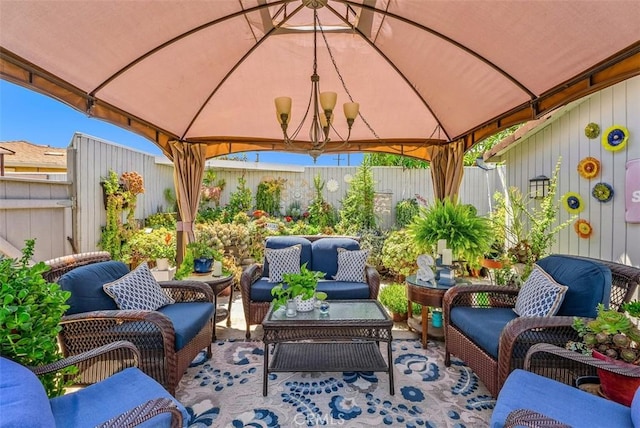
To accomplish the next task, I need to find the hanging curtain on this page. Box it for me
[168,141,207,262]
[427,139,465,202]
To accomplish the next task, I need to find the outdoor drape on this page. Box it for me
[427,140,465,202]
[169,141,207,262]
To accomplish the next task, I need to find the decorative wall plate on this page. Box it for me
[574,219,593,239]
[343,174,353,183]
[577,157,600,179]
[326,178,339,192]
[592,182,614,202]
[562,192,585,214]
[602,125,629,152]
[584,123,600,139]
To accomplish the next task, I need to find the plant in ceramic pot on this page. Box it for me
[571,303,640,406]
[187,240,222,273]
[270,263,325,312]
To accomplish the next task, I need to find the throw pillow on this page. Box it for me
[265,244,302,283]
[333,248,369,283]
[103,262,174,310]
[514,265,568,317]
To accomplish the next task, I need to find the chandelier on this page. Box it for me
[274,0,359,162]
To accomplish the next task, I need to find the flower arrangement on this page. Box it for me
[592,182,614,203]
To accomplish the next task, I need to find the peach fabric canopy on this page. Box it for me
[1,0,639,162]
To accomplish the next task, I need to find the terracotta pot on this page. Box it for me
[481,258,503,270]
[392,312,408,322]
[592,350,640,406]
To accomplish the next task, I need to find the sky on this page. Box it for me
[0,81,363,167]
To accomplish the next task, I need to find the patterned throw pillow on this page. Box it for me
[333,248,369,283]
[514,265,568,317]
[265,244,302,283]
[103,262,175,310]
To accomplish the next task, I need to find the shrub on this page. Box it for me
[381,229,421,280]
[145,212,177,229]
[0,240,74,397]
[337,163,377,234]
[121,228,176,267]
[378,283,421,315]
[395,198,420,228]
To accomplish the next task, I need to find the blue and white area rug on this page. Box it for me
[177,339,494,427]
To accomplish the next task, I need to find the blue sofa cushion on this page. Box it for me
[58,260,130,314]
[311,238,360,280]
[250,278,371,301]
[157,302,214,350]
[491,369,633,428]
[633,387,640,427]
[317,280,370,299]
[262,236,312,278]
[0,357,56,427]
[450,307,518,359]
[50,366,188,427]
[536,255,612,318]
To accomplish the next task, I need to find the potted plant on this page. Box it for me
[187,240,222,273]
[570,303,640,406]
[379,283,413,322]
[270,263,325,312]
[0,240,74,397]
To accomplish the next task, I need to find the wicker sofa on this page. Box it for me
[443,254,640,397]
[240,235,381,338]
[44,252,214,395]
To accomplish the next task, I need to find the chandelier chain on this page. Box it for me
[317,15,380,140]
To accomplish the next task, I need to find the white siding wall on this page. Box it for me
[501,76,640,266]
[70,134,174,252]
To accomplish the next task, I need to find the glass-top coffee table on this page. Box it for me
[261,299,394,396]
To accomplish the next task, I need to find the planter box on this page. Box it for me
[151,267,176,282]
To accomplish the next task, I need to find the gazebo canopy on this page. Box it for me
[1,0,638,162]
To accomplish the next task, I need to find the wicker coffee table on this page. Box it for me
[261,299,394,396]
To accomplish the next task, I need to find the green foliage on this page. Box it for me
[395,198,420,228]
[378,283,420,315]
[364,153,429,168]
[381,229,421,280]
[174,249,195,280]
[163,187,178,212]
[197,206,224,223]
[307,174,335,228]
[358,229,388,272]
[623,301,640,318]
[225,175,253,221]
[270,263,325,309]
[145,212,177,229]
[337,163,377,234]
[195,221,250,263]
[463,125,521,166]
[255,178,286,216]
[121,228,176,267]
[200,168,226,208]
[409,198,493,267]
[187,240,221,260]
[0,240,75,397]
[572,304,640,364]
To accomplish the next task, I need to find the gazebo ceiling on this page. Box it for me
[1,0,638,161]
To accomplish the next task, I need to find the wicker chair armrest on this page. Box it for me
[240,263,263,301]
[365,265,380,299]
[158,280,215,303]
[61,310,175,343]
[43,251,112,283]
[96,397,183,428]
[504,409,571,428]
[524,343,640,379]
[30,340,140,376]
[443,284,519,308]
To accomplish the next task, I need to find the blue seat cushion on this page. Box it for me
[262,236,312,278]
[157,302,214,350]
[311,238,360,280]
[317,280,370,299]
[50,367,188,427]
[491,369,634,428]
[251,277,278,302]
[536,255,611,318]
[450,307,518,359]
[0,357,56,427]
[58,261,130,314]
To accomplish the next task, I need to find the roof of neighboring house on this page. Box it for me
[0,141,67,169]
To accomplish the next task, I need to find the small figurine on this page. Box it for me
[416,254,436,284]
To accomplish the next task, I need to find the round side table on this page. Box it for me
[185,273,234,340]
[405,274,453,348]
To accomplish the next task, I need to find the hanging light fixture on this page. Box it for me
[274,0,359,162]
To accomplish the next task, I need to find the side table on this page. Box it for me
[405,274,453,348]
[185,273,234,340]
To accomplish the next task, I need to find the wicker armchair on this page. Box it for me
[493,343,640,427]
[1,341,185,427]
[44,253,214,395]
[443,255,640,397]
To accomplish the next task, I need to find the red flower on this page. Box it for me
[285,216,292,222]
[302,211,310,218]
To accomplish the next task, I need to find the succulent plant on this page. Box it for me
[572,303,640,365]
